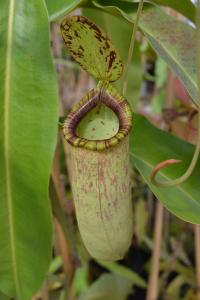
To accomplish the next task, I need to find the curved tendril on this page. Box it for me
[150,2,200,188]
[150,122,200,187]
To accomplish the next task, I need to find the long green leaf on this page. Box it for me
[0,1,58,299]
[154,0,195,22]
[97,260,146,287]
[130,115,200,224]
[139,6,197,105]
[121,0,195,22]
[0,292,9,300]
[46,0,195,22]
[46,0,147,22]
[78,273,133,300]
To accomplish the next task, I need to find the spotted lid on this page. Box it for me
[60,15,123,82]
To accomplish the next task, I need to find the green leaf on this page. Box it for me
[155,58,168,89]
[78,273,133,300]
[46,0,198,106]
[134,198,148,244]
[72,266,89,296]
[97,260,146,288]
[121,0,195,22]
[0,1,58,299]
[139,7,197,105]
[91,1,198,106]
[60,15,123,82]
[0,292,9,300]
[45,0,82,21]
[46,0,195,23]
[46,0,150,22]
[130,115,200,224]
[156,0,195,22]
[165,274,192,298]
[48,256,63,274]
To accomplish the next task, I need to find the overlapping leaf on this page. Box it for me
[0,0,58,299]
[97,260,146,287]
[148,0,195,22]
[46,0,198,106]
[130,115,200,224]
[78,273,133,300]
[46,0,195,22]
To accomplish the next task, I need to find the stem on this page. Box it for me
[146,202,164,300]
[50,138,76,282]
[166,71,176,109]
[41,282,49,300]
[122,0,144,96]
[195,225,200,300]
[54,217,73,279]
[150,3,200,188]
[50,179,73,300]
[50,176,74,279]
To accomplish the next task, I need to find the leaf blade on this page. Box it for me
[97,260,146,288]
[46,0,195,22]
[91,1,198,106]
[140,7,197,105]
[130,115,200,224]
[78,273,133,300]
[47,0,198,106]
[0,0,58,299]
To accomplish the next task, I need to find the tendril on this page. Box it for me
[150,1,200,188]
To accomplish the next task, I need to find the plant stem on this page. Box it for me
[50,173,74,279]
[146,201,164,300]
[122,0,144,97]
[41,282,49,300]
[195,225,200,300]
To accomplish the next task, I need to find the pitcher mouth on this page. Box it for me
[63,85,132,151]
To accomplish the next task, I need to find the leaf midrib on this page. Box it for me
[4,0,20,297]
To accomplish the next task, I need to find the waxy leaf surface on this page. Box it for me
[79,273,133,300]
[46,0,195,22]
[130,115,200,224]
[0,0,58,299]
